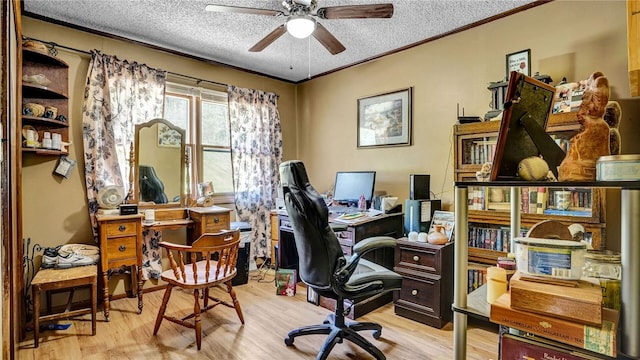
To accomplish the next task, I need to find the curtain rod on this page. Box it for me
[22,36,229,88]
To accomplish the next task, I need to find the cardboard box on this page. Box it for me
[490,293,618,357]
[510,271,602,325]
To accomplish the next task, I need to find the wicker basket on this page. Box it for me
[23,103,45,117]
[22,40,48,53]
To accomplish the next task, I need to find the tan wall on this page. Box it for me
[20,18,297,293]
[295,1,640,252]
[20,1,639,278]
[296,1,633,208]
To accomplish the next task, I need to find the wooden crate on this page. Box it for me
[509,271,602,325]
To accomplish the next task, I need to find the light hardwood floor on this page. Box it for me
[18,270,499,359]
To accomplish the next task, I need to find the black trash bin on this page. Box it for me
[231,221,251,286]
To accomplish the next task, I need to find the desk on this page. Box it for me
[96,206,231,321]
[278,211,403,318]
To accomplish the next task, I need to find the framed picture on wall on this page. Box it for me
[357,87,412,148]
[506,49,531,78]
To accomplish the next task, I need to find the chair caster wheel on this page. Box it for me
[284,337,294,346]
[372,329,381,340]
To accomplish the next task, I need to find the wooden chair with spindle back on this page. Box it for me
[152,229,244,350]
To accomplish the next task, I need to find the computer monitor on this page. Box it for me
[332,171,376,207]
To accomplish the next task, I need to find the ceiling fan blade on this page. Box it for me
[205,4,283,17]
[313,22,345,55]
[249,24,287,52]
[316,4,394,19]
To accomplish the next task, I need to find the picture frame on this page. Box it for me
[490,72,558,181]
[53,155,76,179]
[506,49,531,78]
[157,123,181,148]
[197,181,214,197]
[427,211,455,242]
[357,87,412,148]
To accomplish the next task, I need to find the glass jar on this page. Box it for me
[583,250,621,310]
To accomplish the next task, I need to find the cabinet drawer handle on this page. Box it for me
[119,245,126,252]
[119,225,126,232]
[411,289,418,296]
[214,217,220,224]
[413,255,419,262]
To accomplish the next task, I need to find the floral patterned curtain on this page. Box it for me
[82,50,166,279]
[228,85,282,260]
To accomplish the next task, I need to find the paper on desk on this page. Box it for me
[332,213,368,224]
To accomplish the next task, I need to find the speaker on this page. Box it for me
[404,199,441,234]
[410,174,430,200]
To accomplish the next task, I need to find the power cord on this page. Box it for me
[250,257,275,284]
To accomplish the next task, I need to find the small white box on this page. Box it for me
[514,237,586,280]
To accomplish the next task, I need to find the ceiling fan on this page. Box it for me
[205,0,394,55]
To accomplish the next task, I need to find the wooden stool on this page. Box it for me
[31,265,98,348]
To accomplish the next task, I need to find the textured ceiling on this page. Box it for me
[22,0,538,83]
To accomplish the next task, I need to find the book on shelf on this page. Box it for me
[536,187,548,214]
[528,187,538,214]
[521,187,529,213]
[467,265,487,293]
[487,202,510,211]
[543,208,592,217]
[468,225,529,253]
[570,89,585,112]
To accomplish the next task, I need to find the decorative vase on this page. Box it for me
[427,224,448,245]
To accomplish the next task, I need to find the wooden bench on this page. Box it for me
[31,265,98,347]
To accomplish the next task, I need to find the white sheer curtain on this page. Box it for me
[228,85,282,260]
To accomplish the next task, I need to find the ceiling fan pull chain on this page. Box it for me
[307,36,311,79]
[289,40,293,70]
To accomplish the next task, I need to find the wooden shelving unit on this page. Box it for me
[21,47,69,155]
[453,113,607,266]
[451,180,640,360]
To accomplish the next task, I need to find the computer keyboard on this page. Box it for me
[327,205,361,214]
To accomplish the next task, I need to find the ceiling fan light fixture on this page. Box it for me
[286,15,316,39]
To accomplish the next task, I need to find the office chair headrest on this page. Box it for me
[280,160,309,190]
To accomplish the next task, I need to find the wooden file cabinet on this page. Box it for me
[96,213,144,321]
[394,239,454,328]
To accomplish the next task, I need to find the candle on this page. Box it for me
[144,209,155,223]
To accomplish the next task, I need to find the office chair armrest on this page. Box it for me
[335,236,397,284]
[351,236,397,256]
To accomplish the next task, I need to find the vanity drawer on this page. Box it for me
[204,213,230,232]
[106,236,138,262]
[105,221,138,237]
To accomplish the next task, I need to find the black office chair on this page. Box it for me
[279,160,403,360]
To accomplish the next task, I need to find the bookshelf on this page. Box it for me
[453,113,607,266]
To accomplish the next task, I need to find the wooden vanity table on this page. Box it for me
[96,205,231,321]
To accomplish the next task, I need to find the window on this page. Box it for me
[163,83,233,202]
